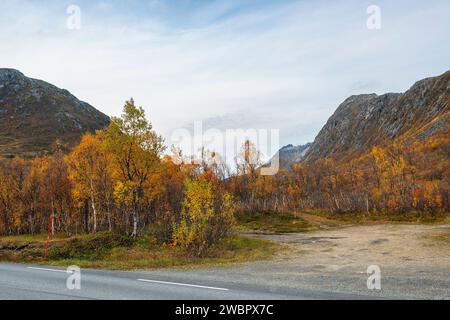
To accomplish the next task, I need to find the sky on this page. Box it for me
[1,0,449,160]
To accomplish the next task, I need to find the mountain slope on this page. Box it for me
[268,143,311,169]
[303,70,450,161]
[0,69,110,158]
[273,70,449,169]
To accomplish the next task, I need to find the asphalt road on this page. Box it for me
[0,263,372,300]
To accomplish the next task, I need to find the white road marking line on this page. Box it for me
[137,278,229,291]
[27,267,68,273]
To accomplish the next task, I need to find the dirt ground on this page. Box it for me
[160,220,449,299]
[249,222,450,299]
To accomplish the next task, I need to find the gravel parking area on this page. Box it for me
[148,224,450,299]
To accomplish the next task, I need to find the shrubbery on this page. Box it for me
[172,177,235,256]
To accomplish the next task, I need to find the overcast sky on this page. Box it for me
[1,0,449,156]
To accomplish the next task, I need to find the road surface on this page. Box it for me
[1,224,448,300]
[0,263,370,300]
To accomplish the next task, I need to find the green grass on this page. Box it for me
[307,210,450,224]
[0,234,55,242]
[427,231,450,244]
[237,212,319,233]
[235,210,449,234]
[0,232,280,271]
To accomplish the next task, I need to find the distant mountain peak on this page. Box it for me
[268,142,312,170]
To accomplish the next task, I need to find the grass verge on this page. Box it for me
[305,210,450,224]
[426,231,450,244]
[236,212,319,233]
[0,232,280,270]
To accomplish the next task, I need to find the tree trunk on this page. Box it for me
[90,196,97,233]
[333,195,340,212]
[107,203,112,232]
[366,193,370,216]
[132,210,138,238]
[2,204,9,235]
[131,191,139,238]
[3,211,9,235]
[84,200,89,233]
[90,179,97,233]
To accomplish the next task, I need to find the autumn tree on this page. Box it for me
[68,132,112,232]
[0,166,12,234]
[236,139,261,176]
[42,152,73,235]
[105,99,165,237]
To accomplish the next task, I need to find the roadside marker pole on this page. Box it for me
[43,213,54,261]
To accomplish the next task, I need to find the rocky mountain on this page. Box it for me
[269,143,311,169]
[0,69,110,158]
[276,70,449,168]
[304,70,449,161]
